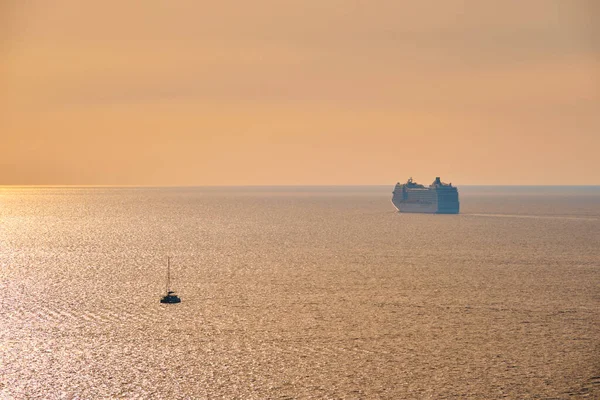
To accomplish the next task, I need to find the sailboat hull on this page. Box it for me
[160,295,181,304]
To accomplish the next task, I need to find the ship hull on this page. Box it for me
[391,198,459,214]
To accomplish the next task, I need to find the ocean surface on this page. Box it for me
[1,186,599,399]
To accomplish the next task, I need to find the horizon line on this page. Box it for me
[2,184,600,189]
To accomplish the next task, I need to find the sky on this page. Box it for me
[1,0,599,185]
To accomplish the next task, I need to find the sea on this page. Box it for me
[1,186,599,399]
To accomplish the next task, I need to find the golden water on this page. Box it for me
[1,187,599,398]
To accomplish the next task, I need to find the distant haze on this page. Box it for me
[2,0,599,185]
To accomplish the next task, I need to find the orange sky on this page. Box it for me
[1,0,599,185]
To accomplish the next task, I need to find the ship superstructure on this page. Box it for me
[392,177,459,214]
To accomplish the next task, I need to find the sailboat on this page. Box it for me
[160,256,181,304]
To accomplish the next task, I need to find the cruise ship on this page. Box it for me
[392,177,460,214]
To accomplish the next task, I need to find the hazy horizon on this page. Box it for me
[2,183,600,190]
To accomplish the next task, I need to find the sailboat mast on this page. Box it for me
[166,256,170,294]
